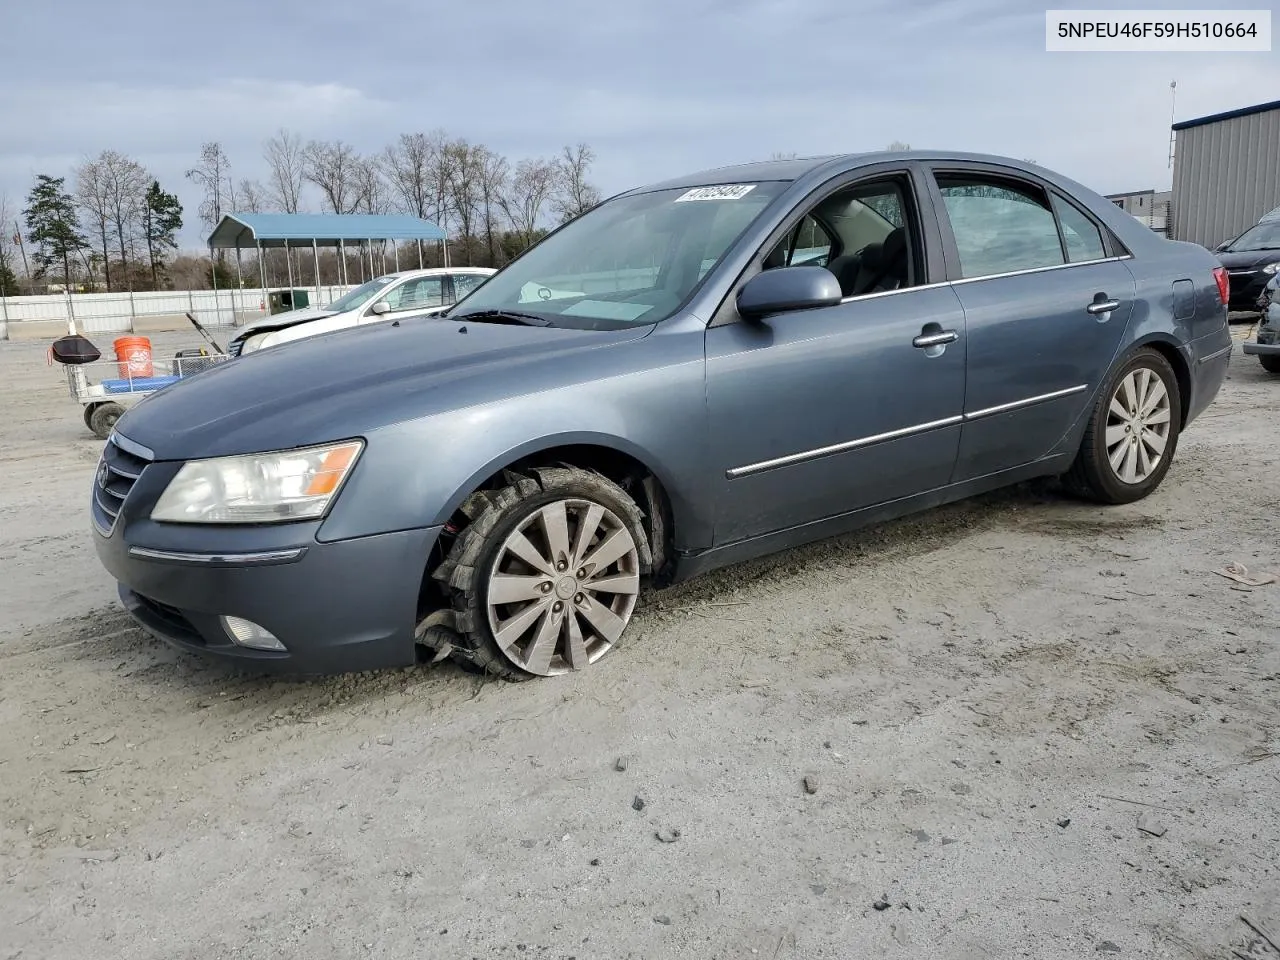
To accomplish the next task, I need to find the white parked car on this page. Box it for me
[229,267,496,356]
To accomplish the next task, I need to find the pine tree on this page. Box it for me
[142,181,183,289]
[24,175,89,292]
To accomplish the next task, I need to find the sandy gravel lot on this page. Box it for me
[1,325,1277,960]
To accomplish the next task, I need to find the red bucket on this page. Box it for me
[114,336,153,379]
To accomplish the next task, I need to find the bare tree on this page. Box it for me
[238,179,268,214]
[264,128,305,213]
[303,140,361,214]
[101,152,149,287]
[551,143,602,223]
[885,141,911,151]
[353,157,390,215]
[477,147,508,266]
[0,193,21,294]
[384,131,445,221]
[769,151,798,160]
[186,142,235,232]
[74,157,114,291]
[498,158,557,249]
[442,140,484,265]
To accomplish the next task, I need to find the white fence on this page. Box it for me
[0,285,357,340]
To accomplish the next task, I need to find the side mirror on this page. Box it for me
[737,266,842,321]
[369,301,391,316]
[1214,241,1230,252]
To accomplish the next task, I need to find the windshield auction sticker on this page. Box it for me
[675,185,757,202]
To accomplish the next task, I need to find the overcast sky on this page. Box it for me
[1,0,1276,249]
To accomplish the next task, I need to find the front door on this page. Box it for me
[705,172,968,545]
[928,169,1136,481]
[361,275,447,323]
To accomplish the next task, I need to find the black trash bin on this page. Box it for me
[267,289,311,314]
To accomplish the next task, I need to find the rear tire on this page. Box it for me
[1260,354,1280,375]
[89,402,125,440]
[432,467,651,681]
[1064,348,1181,505]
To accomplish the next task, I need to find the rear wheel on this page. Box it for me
[433,467,651,680]
[1064,348,1181,504]
[1260,354,1280,374]
[88,402,125,440]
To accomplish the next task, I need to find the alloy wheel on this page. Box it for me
[484,498,640,676]
[1104,367,1172,484]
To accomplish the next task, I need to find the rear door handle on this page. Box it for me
[1087,298,1121,315]
[913,330,959,348]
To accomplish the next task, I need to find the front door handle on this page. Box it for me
[913,329,959,348]
[1087,298,1121,315]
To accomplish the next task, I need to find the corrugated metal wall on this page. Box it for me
[1172,107,1280,248]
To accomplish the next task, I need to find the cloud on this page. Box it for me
[2,0,1278,251]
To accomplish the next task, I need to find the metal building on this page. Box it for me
[1170,99,1280,249]
[1104,189,1171,237]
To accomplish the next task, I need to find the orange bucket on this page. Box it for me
[114,336,153,379]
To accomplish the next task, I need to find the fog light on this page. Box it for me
[221,615,286,652]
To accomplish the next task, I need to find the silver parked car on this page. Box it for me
[94,151,1231,680]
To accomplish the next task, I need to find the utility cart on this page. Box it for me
[49,313,230,439]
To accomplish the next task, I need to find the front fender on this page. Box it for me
[316,328,712,548]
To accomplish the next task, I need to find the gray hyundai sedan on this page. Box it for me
[92,151,1232,680]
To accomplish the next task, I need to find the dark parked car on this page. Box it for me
[1213,218,1280,311]
[1243,273,1280,373]
[92,151,1232,680]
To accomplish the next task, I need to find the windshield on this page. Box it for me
[450,181,787,329]
[1226,221,1280,252]
[325,275,397,313]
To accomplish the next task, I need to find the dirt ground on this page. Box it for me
[1,324,1278,960]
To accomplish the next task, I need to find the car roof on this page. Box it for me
[379,266,496,280]
[623,151,1062,195]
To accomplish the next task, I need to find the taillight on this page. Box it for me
[1213,266,1230,305]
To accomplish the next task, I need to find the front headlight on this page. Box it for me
[151,440,363,524]
[239,333,270,355]
[1262,261,1280,275]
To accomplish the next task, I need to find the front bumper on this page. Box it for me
[1242,341,1280,356]
[1227,270,1273,309]
[96,521,442,676]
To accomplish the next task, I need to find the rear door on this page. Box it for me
[926,166,1137,481]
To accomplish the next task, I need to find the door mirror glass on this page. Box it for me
[369,300,391,316]
[737,265,842,320]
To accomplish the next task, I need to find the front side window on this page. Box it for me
[936,175,1065,278]
[764,177,917,298]
[449,181,788,329]
[384,276,444,310]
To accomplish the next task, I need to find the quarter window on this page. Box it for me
[452,273,489,299]
[1052,194,1107,262]
[936,175,1065,278]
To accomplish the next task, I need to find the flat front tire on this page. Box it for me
[433,467,651,680]
[1065,347,1181,504]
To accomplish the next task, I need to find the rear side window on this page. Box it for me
[936,175,1065,278]
[1052,194,1107,262]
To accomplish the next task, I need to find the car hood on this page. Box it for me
[115,316,654,460]
[1217,249,1280,269]
[232,307,337,339]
